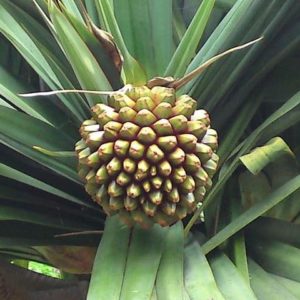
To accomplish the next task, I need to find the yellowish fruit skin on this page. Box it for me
[76,85,218,228]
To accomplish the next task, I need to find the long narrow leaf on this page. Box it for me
[0,66,77,136]
[249,240,300,282]
[156,222,184,300]
[96,0,147,85]
[185,90,300,234]
[246,218,300,248]
[0,106,80,183]
[0,0,89,123]
[120,225,167,300]
[49,1,112,106]
[271,275,300,299]
[184,239,225,300]
[0,163,84,206]
[87,216,130,300]
[209,252,257,300]
[229,197,249,284]
[248,259,298,300]
[166,0,215,77]
[202,174,300,254]
[150,0,174,74]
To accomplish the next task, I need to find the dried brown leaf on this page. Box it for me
[147,76,175,88]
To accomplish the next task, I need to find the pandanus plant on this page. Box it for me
[0,0,300,299]
[74,39,260,228]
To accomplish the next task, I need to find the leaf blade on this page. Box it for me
[120,225,167,300]
[156,222,184,300]
[49,1,112,106]
[202,174,300,254]
[87,216,130,300]
[165,0,215,77]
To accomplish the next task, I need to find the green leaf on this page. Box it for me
[61,7,122,89]
[249,240,300,282]
[0,98,13,108]
[0,204,91,231]
[0,0,89,123]
[85,0,99,25]
[0,66,77,137]
[156,222,184,300]
[0,106,80,184]
[0,183,98,220]
[170,37,262,90]
[150,287,157,300]
[239,171,271,210]
[263,155,300,221]
[240,137,294,175]
[172,2,186,45]
[96,0,147,85]
[113,0,135,55]
[183,288,191,300]
[246,218,300,248]
[114,0,174,77]
[125,0,156,78]
[216,0,237,10]
[61,0,85,23]
[229,197,249,285]
[9,0,47,20]
[184,238,225,300]
[1,251,45,264]
[120,225,168,300]
[213,18,300,131]
[186,0,297,109]
[248,259,298,300]
[0,163,84,206]
[271,275,300,299]
[217,97,261,163]
[149,0,174,74]
[49,1,112,106]
[87,216,130,300]
[201,174,300,254]
[209,252,257,300]
[185,90,300,234]
[240,154,300,222]
[183,0,261,94]
[165,0,215,78]
[261,110,300,144]
[0,221,101,247]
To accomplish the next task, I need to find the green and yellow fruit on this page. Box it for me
[76,85,218,228]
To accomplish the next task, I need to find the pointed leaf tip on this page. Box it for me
[170,37,264,90]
